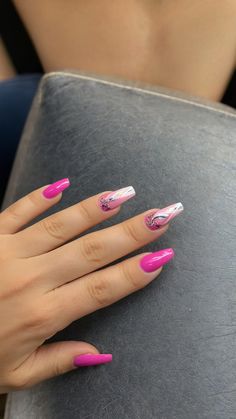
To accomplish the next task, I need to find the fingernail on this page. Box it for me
[42,178,70,199]
[145,202,183,231]
[73,353,113,367]
[140,248,174,273]
[99,186,136,211]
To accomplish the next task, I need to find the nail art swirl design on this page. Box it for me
[99,186,136,211]
[145,202,183,231]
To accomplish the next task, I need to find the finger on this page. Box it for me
[14,186,136,257]
[9,341,112,390]
[49,249,174,331]
[33,202,183,291]
[0,178,70,234]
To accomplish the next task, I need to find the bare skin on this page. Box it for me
[0,182,176,393]
[13,0,236,101]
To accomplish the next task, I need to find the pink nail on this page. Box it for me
[42,178,70,199]
[73,353,113,367]
[145,203,183,231]
[140,248,174,273]
[99,186,136,211]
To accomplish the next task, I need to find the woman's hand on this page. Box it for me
[0,178,183,393]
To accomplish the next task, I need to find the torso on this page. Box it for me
[13,0,236,100]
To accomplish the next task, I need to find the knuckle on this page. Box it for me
[40,217,65,241]
[78,200,94,224]
[119,263,144,290]
[87,276,111,307]
[5,204,21,221]
[80,236,105,264]
[27,190,42,208]
[122,221,143,244]
[52,346,67,377]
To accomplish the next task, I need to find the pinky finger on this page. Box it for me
[0,178,70,234]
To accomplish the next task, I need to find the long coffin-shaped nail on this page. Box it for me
[73,353,113,367]
[99,186,136,211]
[140,248,174,273]
[145,202,183,231]
[43,178,70,199]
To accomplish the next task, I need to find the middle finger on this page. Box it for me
[32,202,183,291]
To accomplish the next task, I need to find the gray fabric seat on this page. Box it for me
[3,72,236,419]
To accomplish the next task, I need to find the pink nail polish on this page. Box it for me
[73,353,113,367]
[140,248,174,273]
[42,178,70,199]
[145,202,183,231]
[99,186,136,211]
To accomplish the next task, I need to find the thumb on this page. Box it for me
[13,341,112,390]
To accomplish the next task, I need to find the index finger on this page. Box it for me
[0,178,70,234]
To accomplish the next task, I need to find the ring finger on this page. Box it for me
[46,248,175,334]
[31,202,183,291]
